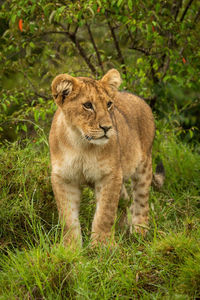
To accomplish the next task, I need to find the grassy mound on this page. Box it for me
[0,126,200,298]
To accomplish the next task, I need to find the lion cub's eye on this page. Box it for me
[83,102,93,110]
[107,101,113,109]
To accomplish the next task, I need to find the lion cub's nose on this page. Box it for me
[99,125,112,133]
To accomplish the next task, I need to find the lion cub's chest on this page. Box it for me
[58,148,111,184]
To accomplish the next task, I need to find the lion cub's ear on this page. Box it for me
[101,69,122,89]
[51,74,79,106]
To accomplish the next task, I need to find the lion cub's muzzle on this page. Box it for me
[99,125,112,134]
[84,125,113,145]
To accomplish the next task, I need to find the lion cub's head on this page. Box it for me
[51,69,122,145]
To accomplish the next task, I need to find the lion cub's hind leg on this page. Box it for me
[129,156,152,236]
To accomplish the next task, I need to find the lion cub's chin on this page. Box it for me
[89,137,109,146]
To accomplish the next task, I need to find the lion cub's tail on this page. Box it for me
[152,161,165,189]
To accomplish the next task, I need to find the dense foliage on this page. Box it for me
[0,0,200,141]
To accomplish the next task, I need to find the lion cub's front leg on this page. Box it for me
[91,174,122,246]
[51,173,82,247]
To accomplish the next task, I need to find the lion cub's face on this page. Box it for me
[51,69,122,145]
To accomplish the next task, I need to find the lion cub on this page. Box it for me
[49,69,163,247]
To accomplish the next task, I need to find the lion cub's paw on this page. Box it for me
[130,216,149,237]
[90,233,116,249]
[63,235,82,249]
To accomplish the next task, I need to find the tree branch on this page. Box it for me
[69,32,97,76]
[126,25,135,45]
[180,0,194,22]
[57,22,98,76]
[129,46,150,55]
[173,0,183,21]
[86,22,104,73]
[73,25,79,35]
[42,31,69,35]
[194,8,200,23]
[107,19,127,76]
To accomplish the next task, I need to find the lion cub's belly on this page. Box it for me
[52,148,112,184]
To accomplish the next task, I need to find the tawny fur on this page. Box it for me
[49,69,163,247]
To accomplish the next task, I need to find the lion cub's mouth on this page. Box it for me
[85,135,109,141]
[84,134,110,145]
[98,135,109,140]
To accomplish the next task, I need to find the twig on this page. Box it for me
[180,0,194,22]
[126,25,135,45]
[19,68,51,100]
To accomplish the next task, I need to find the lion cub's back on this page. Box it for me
[115,91,155,155]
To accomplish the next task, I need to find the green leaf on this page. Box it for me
[117,0,124,7]
[155,3,160,13]
[43,3,54,16]
[11,14,17,23]
[31,4,36,14]
[87,7,94,17]
[128,0,133,10]
[57,6,66,15]
[1,103,7,112]
[26,45,31,57]
[137,58,143,65]
[49,10,56,24]
[111,0,117,6]
[29,42,35,49]
[96,0,102,7]
[189,130,193,138]
[21,124,27,132]
[2,29,10,38]
[34,111,39,122]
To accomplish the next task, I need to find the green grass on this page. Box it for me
[0,126,200,299]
